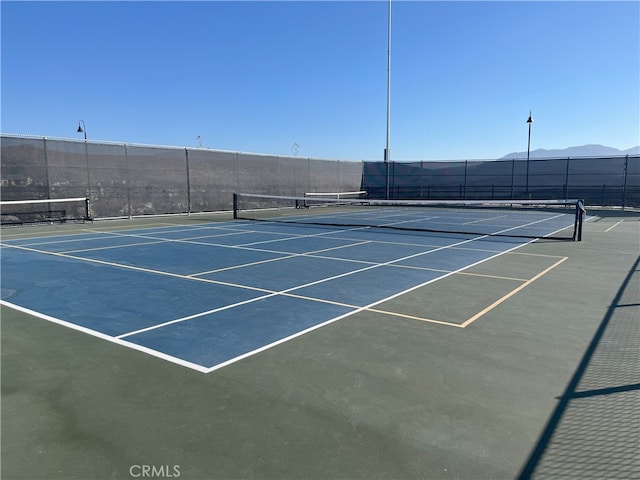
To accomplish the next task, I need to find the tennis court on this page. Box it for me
[1,198,583,373]
[1,203,638,479]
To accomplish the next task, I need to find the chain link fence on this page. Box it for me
[0,135,363,218]
[362,156,640,207]
[2,135,638,218]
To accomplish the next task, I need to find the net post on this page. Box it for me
[232,193,238,220]
[578,200,584,241]
[84,197,92,222]
[573,199,584,241]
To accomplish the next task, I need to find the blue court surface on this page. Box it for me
[1,220,540,373]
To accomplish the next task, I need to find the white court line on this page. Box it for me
[0,221,180,241]
[464,214,509,225]
[201,237,540,373]
[2,224,244,248]
[0,236,534,375]
[1,214,559,373]
[2,227,501,338]
[296,209,571,237]
[193,216,569,371]
[189,240,372,276]
[605,220,624,232]
[116,293,280,339]
[115,234,491,339]
[115,223,544,350]
[77,224,380,275]
[77,226,357,257]
[63,239,168,253]
[0,242,275,295]
[58,220,466,277]
[0,236,535,373]
[0,300,211,373]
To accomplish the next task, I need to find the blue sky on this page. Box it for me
[2,1,639,160]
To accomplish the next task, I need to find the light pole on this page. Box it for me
[526,111,533,196]
[77,120,87,141]
[77,120,90,195]
[384,0,392,200]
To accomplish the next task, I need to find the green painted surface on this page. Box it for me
[2,210,638,479]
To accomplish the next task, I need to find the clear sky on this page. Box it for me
[2,1,639,161]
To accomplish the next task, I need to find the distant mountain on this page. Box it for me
[500,144,640,159]
[622,146,640,155]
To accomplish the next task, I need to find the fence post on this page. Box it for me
[43,137,51,201]
[510,158,515,199]
[236,152,241,195]
[185,148,192,215]
[84,138,90,200]
[622,154,628,210]
[125,144,132,218]
[276,155,281,195]
[463,160,468,199]
[42,137,53,219]
[565,157,570,200]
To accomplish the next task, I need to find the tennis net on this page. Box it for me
[233,193,585,241]
[303,190,367,208]
[1,197,92,226]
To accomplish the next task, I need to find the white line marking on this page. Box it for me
[116,293,278,339]
[464,214,508,225]
[188,241,372,276]
[605,220,624,232]
[3,229,505,351]
[63,239,168,253]
[0,242,275,294]
[0,300,210,373]
[115,239,466,338]
[200,239,540,373]
[2,214,559,373]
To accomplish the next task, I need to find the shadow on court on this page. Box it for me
[519,255,640,479]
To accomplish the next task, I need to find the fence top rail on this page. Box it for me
[0,133,362,163]
[5,134,636,164]
[363,154,639,164]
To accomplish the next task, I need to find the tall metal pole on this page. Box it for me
[622,154,628,210]
[77,120,90,197]
[385,0,392,199]
[526,111,533,196]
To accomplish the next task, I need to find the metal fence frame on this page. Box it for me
[0,135,363,219]
[2,135,638,219]
[362,155,639,208]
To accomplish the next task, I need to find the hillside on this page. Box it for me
[501,144,640,159]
